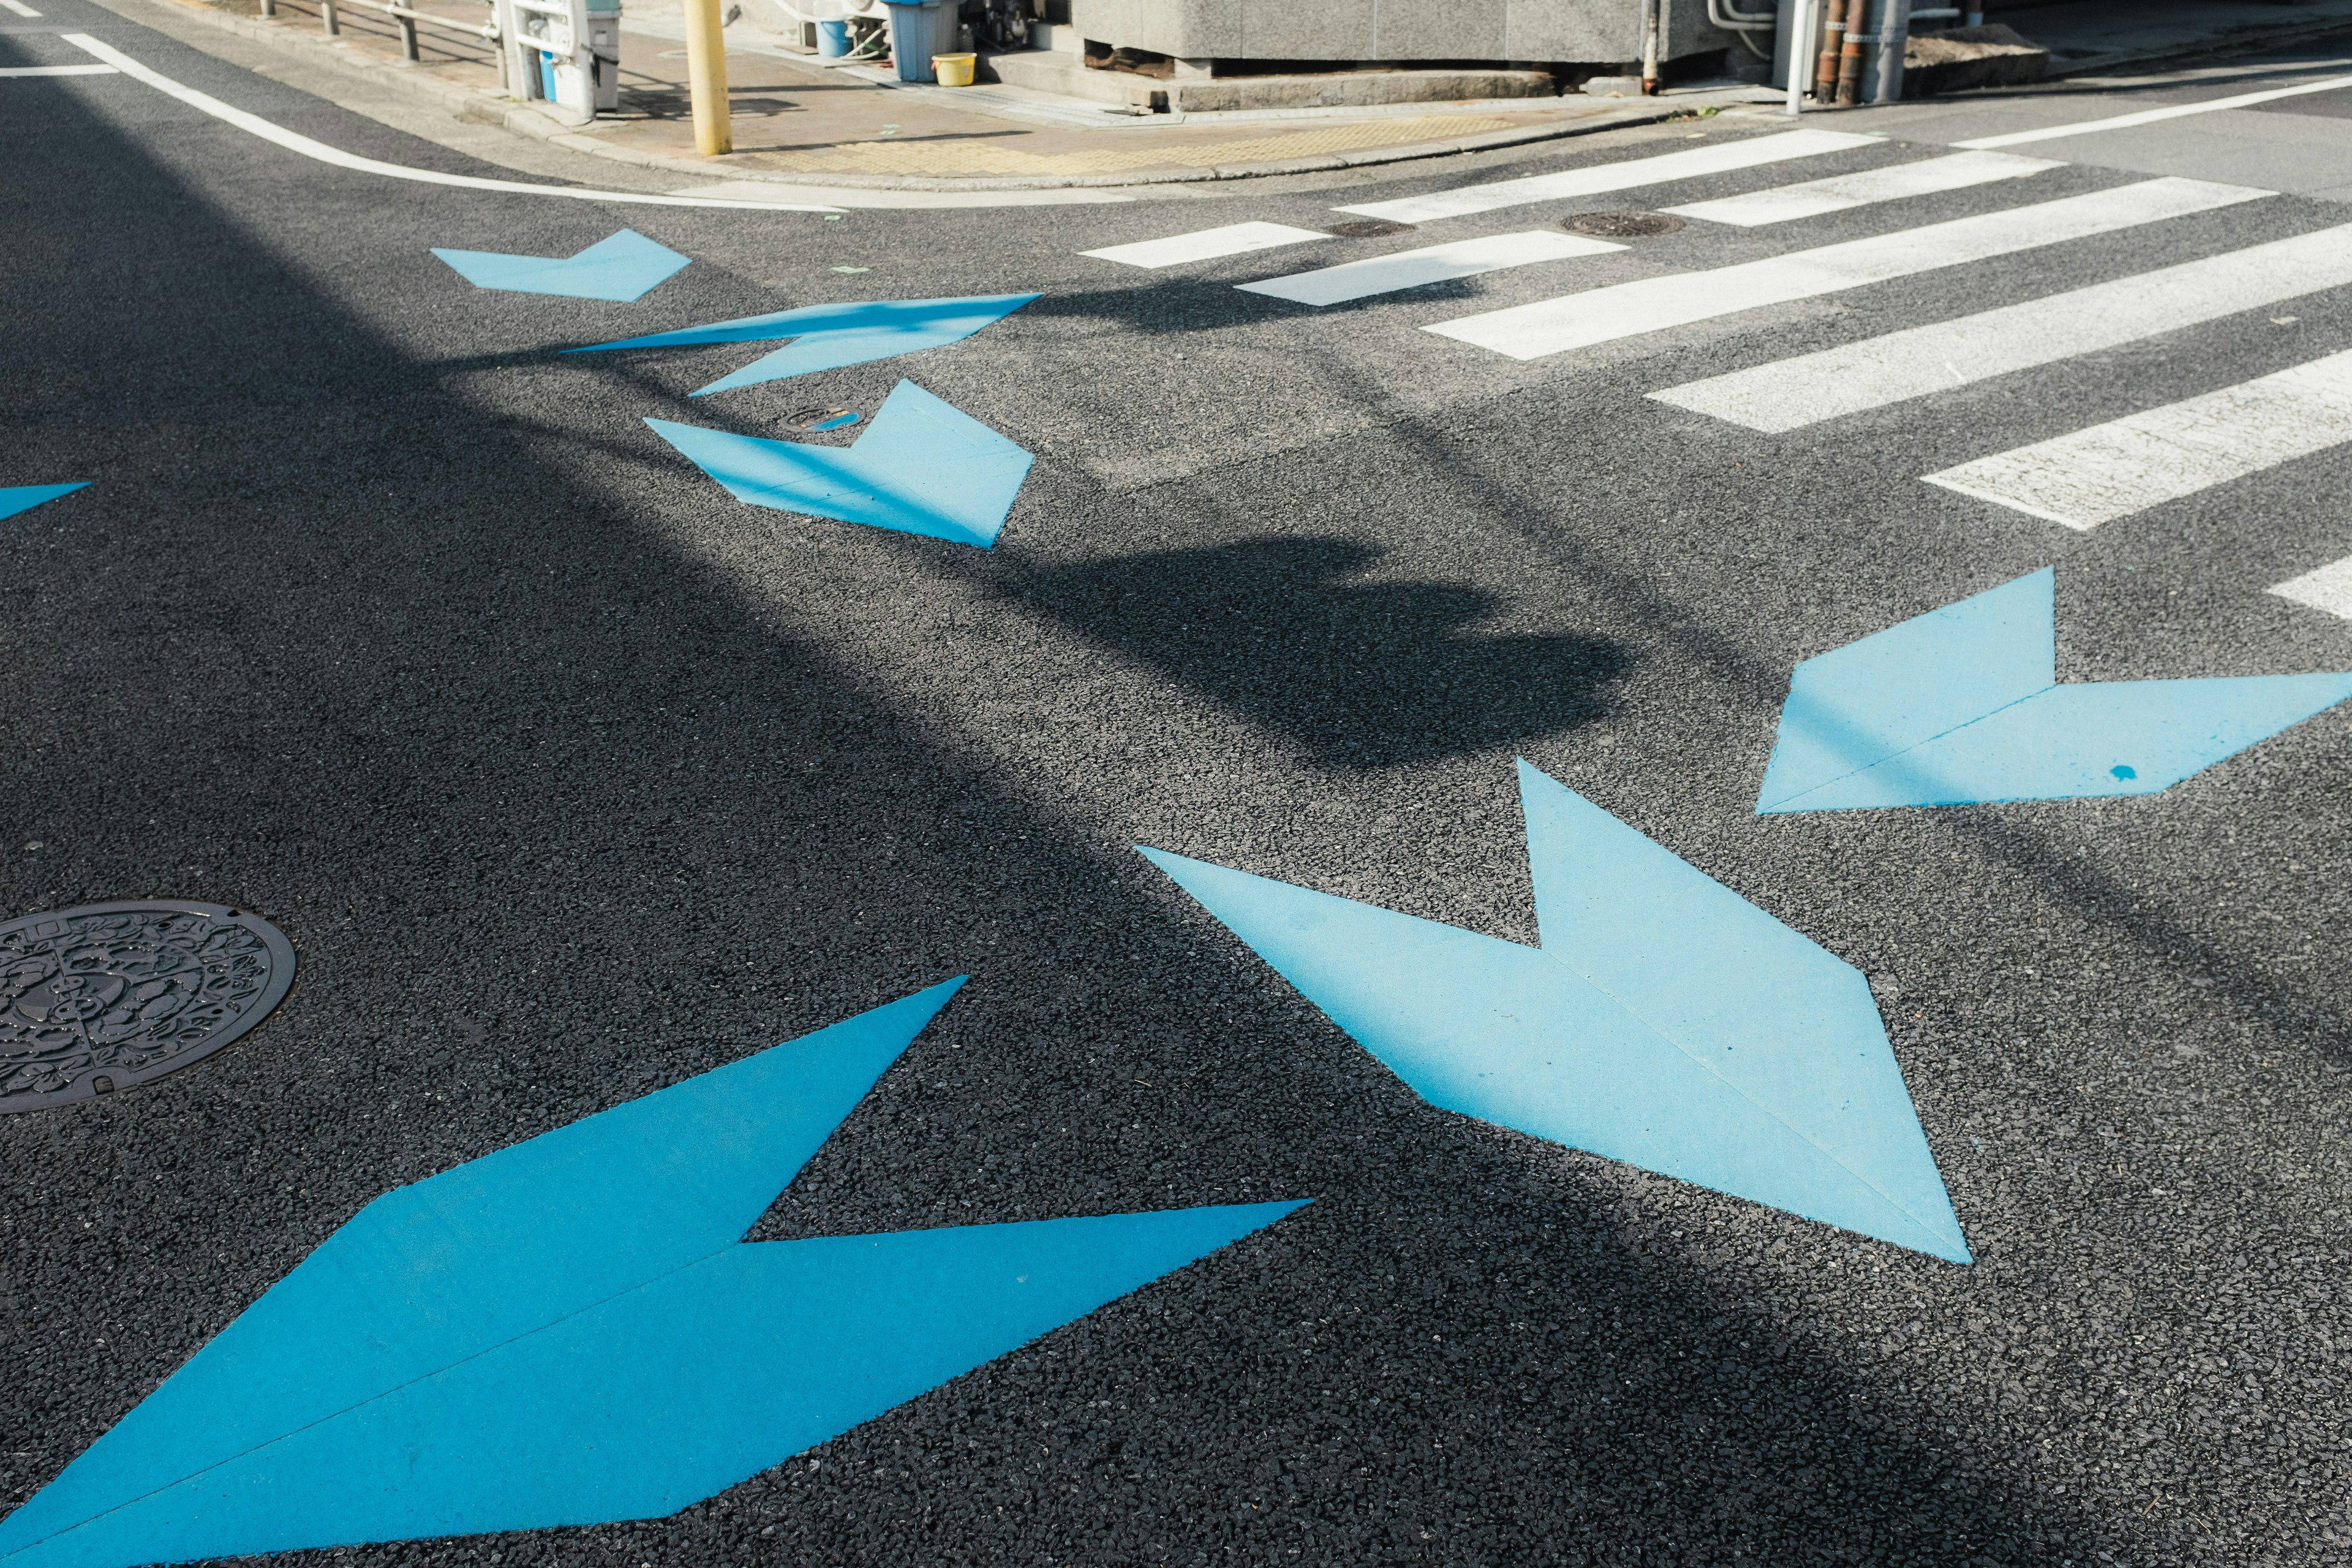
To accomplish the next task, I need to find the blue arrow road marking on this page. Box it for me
[1757,568,2352,812]
[1140,761,1969,1264]
[431,230,691,302]
[566,293,1039,394]
[0,483,88,521]
[0,979,1305,1568]
[647,380,1033,548]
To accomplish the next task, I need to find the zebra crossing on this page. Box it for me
[1077,116,2352,624]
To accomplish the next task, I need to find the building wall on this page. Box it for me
[1064,0,1741,65]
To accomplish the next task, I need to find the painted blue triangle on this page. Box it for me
[646,380,1031,548]
[1140,763,1967,1264]
[431,230,690,302]
[1758,568,2352,812]
[564,293,1039,394]
[0,483,89,521]
[0,981,1305,1568]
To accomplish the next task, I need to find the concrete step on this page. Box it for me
[981,50,1560,112]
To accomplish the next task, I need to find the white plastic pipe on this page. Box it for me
[1785,0,1815,114]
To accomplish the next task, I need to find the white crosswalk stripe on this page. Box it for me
[1922,347,2352,530]
[1235,231,1624,307]
[1084,222,1331,270]
[1330,127,1878,225]
[1425,176,2267,361]
[1954,74,2352,149]
[1651,223,2352,432]
[1662,150,2060,227]
[2271,556,2352,620]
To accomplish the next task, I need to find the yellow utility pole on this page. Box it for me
[682,0,731,156]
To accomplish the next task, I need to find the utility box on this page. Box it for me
[496,0,617,125]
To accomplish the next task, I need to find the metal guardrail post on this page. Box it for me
[320,0,339,34]
[396,3,419,58]
[258,0,274,17]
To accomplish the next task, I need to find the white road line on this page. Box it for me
[1662,149,2060,227]
[2271,555,2352,619]
[1423,176,2267,362]
[1922,347,2352,530]
[1082,222,1330,270]
[1235,231,1623,307]
[0,62,110,74]
[57,34,845,211]
[0,0,42,15]
[1330,127,1878,224]
[1651,222,2352,432]
[1955,73,2352,148]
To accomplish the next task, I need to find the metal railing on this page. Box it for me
[258,0,497,65]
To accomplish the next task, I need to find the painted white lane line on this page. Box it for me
[58,34,845,211]
[1082,222,1330,270]
[1423,176,2267,362]
[1652,223,2352,432]
[1956,73,2352,149]
[2271,555,2352,619]
[1235,231,1623,307]
[0,0,41,15]
[1662,150,2060,227]
[0,62,110,74]
[1923,347,2352,530]
[1331,127,1878,224]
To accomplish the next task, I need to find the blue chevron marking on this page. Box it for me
[1758,568,2352,812]
[646,380,1031,548]
[431,230,691,302]
[0,980,1303,1568]
[1141,762,1967,1263]
[0,483,89,521]
[564,294,1038,394]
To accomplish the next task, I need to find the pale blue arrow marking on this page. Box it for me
[1758,568,2352,812]
[0,978,1304,1568]
[431,230,690,302]
[565,293,1039,394]
[0,483,88,521]
[1140,761,1967,1263]
[647,380,1032,548]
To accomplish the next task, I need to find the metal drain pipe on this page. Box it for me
[1641,0,1660,94]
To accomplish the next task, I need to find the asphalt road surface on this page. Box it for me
[6,10,2352,1567]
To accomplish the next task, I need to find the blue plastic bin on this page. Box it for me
[878,0,956,82]
[815,18,850,55]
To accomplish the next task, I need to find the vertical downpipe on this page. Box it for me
[1641,0,1660,94]
[1833,0,1868,104]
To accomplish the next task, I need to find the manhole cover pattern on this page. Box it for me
[1322,219,1416,238]
[0,902,296,1113]
[1563,211,1686,237]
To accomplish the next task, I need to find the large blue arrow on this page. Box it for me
[431,230,691,302]
[1758,568,2352,813]
[566,293,1038,394]
[0,483,89,521]
[647,379,1032,548]
[0,979,1303,1568]
[1141,762,1967,1262]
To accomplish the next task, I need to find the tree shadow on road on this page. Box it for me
[997,535,1633,769]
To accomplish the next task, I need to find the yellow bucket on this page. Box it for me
[932,51,976,86]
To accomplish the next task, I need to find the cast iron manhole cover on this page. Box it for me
[0,901,296,1112]
[1322,219,1415,238]
[1562,211,1686,237]
[783,407,861,433]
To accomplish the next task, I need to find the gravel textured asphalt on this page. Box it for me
[5,12,2352,1567]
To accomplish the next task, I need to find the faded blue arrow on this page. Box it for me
[1758,568,2352,813]
[1141,762,1967,1262]
[566,293,1038,394]
[0,978,1303,1568]
[647,379,1032,548]
[0,483,88,521]
[431,230,691,302]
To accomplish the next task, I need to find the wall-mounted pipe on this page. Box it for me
[1709,0,1776,59]
[1641,0,1661,94]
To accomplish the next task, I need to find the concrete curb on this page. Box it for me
[111,0,1772,194]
